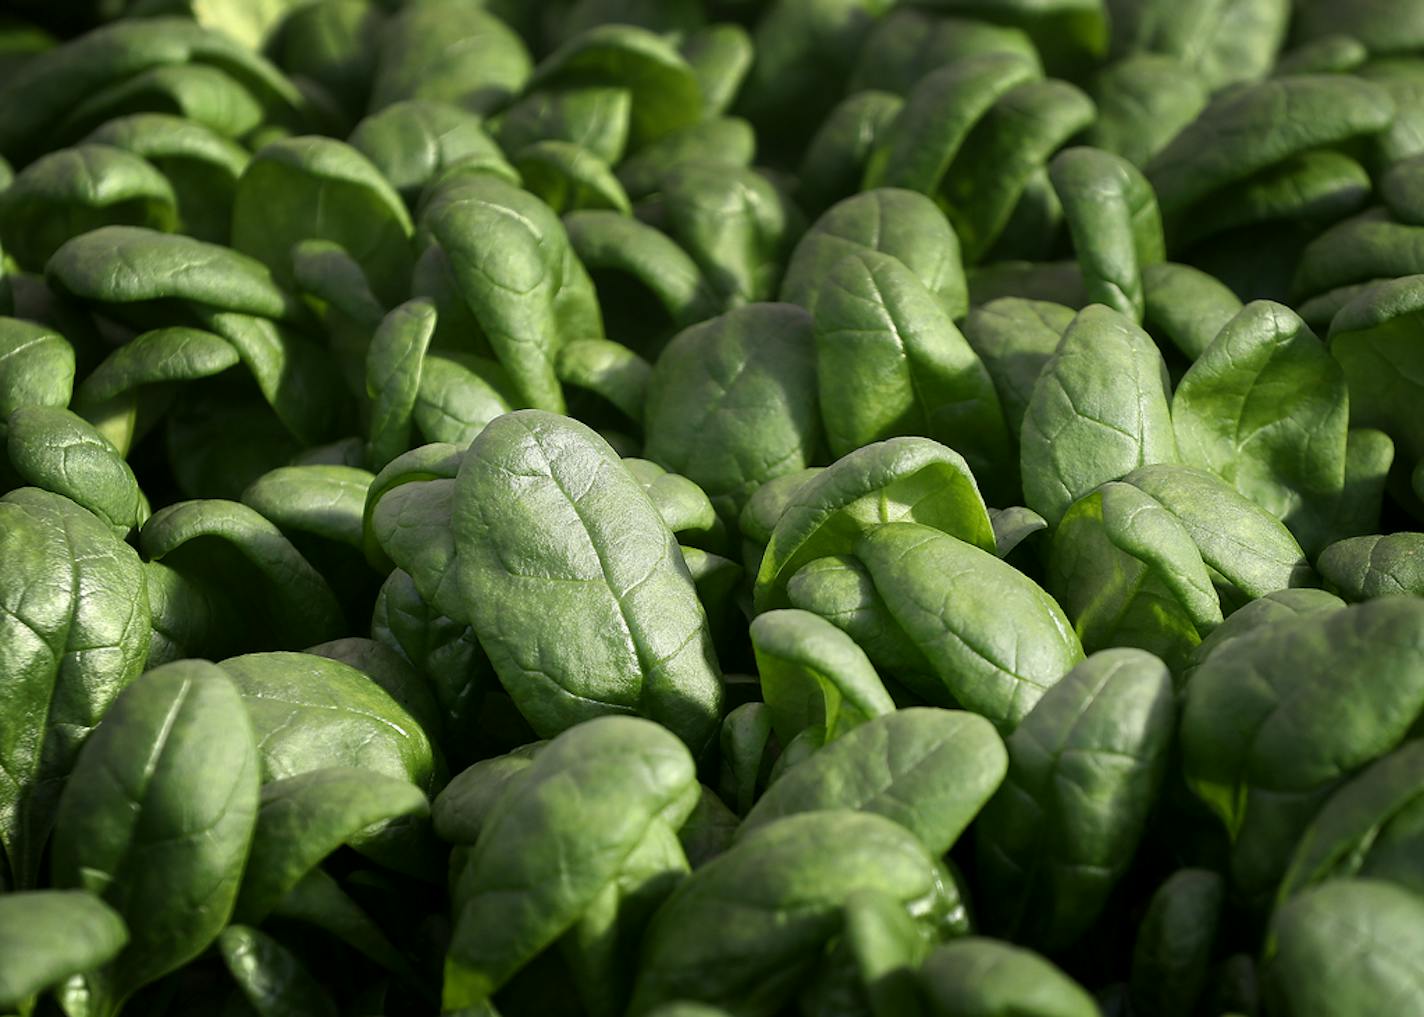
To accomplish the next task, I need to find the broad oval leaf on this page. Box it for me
[974,648,1174,950]
[444,716,697,1011]
[51,660,260,1010]
[0,891,127,1011]
[644,302,821,519]
[740,707,1007,855]
[1266,879,1424,1017]
[1181,598,1424,900]
[748,609,894,748]
[0,488,150,888]
[755,437,995,611]
[855,522,1083,730]
[1020,304,1177,527]
[453,410,722,752]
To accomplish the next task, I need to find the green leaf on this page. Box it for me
[1318,533,1424,600]
[557,339,653,425]
[942,79,1096,264]
[72,326,237,455]
[741,707,1006,855]
[990,506,1048,557]
[528,24,702,148]
[196,309,345,447]
[365,441,462,607]
[628,810,956,1017]
[616,117,754,199]
[365,298,436,470]
[812,249,1012,493]
[420,174,602,411]
[1140,261,1242,361]
[304,637,445,755]
[1278,740,1424,903]
[85,113,250,243]
[1049,146,1165,322]
[967,259,1085,308]
[1146,75,1394,230]
[1291,0,1424,54]
[1049,480,1223,671]
[1086,55,1208,168]
[234,767,428,924]
[0,144,177,270]
[453,411,723,752]
[412,354,513,449]
[1108,0,1288,90]
[850,9,1042,97]
[1266,880,1424,1017]
[1181,587,1344,689]
[370,566,492,757]
[231,136,413,306]
[1129,869,1225,1017]
[1329,274,1424,467]
[0,18,304,164]
[676,784,739,870]
[368,0,530,115]
[217,651,436,793]
[796,91,903,215]
[1182,149,1370,255]
[740,0,894,155]
[623,459,717,542]
[0,488,150,888]
[1380,153,1424,226]
[512,140,630,215]
[645,303,820,518]
[1125,463,1314,598]
[717,703,773,817]
[0,891,127,1012]
[58,63,266,143]
[843,887,937,1017]
[266,866,410,976]
[46,225,304,323]
[499,85,632,166]
[738,468,823,572]
[140,498,343,652]
[444,716,697,1011]
[564,211,717,334]
[289,239,385,387]
[781,187,968,324]
[749,609,895,748]
[348,99,516,205]
[756,437,995,611]
[785,555,939,701]
[975,648,1174,949]
[0,317,74,440]
[1181,598,1424,901]
[660,165,801,307]
[1292,209,1424,303]
[864,54,1040,197]
[1020,304,1177,527]
[432,742,544,846]
[5,406,146,536]
[218,925,337,1017]
[961,297,1074,439]
[51,660,260,1013]
[241,465,372,550]
[1273,35,1369,76]
[268,0,383,121]
[856,522,1084,731]
[682,23,752,116]
[919,938,1099,1017]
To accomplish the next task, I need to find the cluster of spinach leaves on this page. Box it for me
[1,1,1423,1016]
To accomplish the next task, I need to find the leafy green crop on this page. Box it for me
[1,3,1423,1015]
